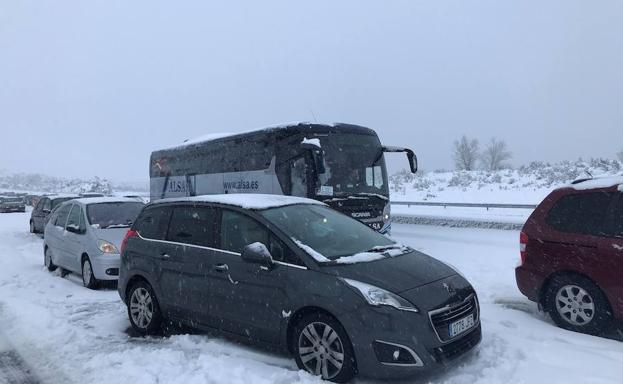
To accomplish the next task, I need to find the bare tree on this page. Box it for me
[481,138,512,170]
[452,135,480,170]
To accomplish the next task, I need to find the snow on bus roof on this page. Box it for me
[567,175,623,191]
[161,121,341,151]
[155,194,325,210]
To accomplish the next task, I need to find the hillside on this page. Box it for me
[389,158,622,204]
[0,172,141,195]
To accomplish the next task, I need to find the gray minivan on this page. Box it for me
[44,197,144,288]
[118,194,481,382]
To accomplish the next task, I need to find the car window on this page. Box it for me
[54,204,72,227]
[86,202,144,229]
[133,206,171,240]
[546,192,614,236]
[218,209,301,264]
[166,206,216,247]
[66,204,83,232]
[220,209,270,254]
[43,198,52,211]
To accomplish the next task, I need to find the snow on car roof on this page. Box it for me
[155,194,325,210]
[74,196,145,205]
[48,194,80,200]
[568,175,623,191]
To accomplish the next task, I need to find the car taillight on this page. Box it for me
[120,229,138,256]
[519,231,529,265]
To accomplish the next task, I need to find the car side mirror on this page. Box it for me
[66,224,83,234]
[241,242,274,268]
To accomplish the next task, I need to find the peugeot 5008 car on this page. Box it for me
[119,194,481,382]
[516,176,623,335]
[43,197,144,288]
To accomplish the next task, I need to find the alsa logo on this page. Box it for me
[167,180,186,193]
[351,212,372,218]
[223,180,260,190]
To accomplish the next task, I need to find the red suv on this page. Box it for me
[516,177,623,335]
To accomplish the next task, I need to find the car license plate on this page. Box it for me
[449,314,475,338]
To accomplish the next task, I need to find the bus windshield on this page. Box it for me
[315,134,388,198]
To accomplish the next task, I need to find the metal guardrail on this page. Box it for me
[391,201,537,210]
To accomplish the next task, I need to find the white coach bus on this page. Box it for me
[150,122,417,234]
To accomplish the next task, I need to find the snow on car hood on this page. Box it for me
[319,249,457,293]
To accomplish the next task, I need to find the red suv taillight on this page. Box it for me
[519,231,529,265]
[120,229,138,256]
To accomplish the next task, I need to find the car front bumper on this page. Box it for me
[338,301,481,379]
[91,254,121,281]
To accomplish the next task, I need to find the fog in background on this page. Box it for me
[1,0,622,183]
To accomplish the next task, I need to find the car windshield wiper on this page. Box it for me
[366,244,412,253]
[365,244,407,253]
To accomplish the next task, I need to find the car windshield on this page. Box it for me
[315,133,389,198]
[86,202,144,229]
[259,204,395,260]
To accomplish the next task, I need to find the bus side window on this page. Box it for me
[290,157,307,197]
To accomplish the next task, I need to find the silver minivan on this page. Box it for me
[43,197,144,289]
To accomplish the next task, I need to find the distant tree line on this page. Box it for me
[452,136,512,171]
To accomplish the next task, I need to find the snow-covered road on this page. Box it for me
[0,212,621,384]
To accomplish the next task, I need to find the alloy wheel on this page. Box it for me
[298,321,345,380]
[555,284,595,326]
[130,287,154,329]
[82,260,92,286]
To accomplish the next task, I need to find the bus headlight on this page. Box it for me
[383,203,391,221]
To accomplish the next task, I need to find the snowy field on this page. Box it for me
[0,212,621,384]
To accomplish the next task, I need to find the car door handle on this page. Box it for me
[159,253,171,260]
[213,263,229,273]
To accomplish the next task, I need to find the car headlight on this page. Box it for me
[343,278,418,313]
[98,239,119,254]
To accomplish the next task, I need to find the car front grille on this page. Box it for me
[429,294,479,343]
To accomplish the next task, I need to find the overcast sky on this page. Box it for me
[1,0,622,182]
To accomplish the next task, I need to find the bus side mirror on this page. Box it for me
[301,139,326,175]
[314,150,326,174]
[407,151,418,173]
[382,146,418,174]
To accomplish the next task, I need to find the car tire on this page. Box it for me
[544,274,612,335]
[127,281,164,336]
[44,248,57,272]
[81,257,99,290]
[292,312,356,383]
